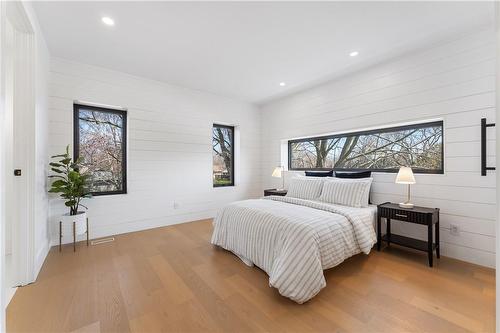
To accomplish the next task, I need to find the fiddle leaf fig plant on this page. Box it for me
[48,145,91,215]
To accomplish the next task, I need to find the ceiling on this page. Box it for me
[31,1,494,104]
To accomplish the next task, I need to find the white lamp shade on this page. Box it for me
[395,167,416,184]
[272,166,282,178]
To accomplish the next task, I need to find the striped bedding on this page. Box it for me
[211,195,377,303]
[319,177,372,207]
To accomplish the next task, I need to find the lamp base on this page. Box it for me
[399,202,414,209]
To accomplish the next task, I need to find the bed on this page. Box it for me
[211,187,377,304]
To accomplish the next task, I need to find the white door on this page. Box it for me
[3,13,18,306]
[1,2,37,311]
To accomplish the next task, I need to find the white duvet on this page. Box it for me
[211,195,377,304]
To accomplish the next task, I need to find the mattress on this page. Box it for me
[211,195,377,303]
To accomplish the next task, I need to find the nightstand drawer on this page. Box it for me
[379,207,430,225]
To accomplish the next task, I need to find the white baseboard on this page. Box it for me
[5,287,17,309]
[34,239,50,280]
[4,254,17,309]
[50,210,217,247]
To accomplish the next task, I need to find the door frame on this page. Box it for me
[1,1,37,295]
[495,3,500,333]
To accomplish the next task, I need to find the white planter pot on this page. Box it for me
[59,211,87,237]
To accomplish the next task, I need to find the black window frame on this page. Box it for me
[73,103,128,196]
[288,120,444,174]
[212,124,235,187]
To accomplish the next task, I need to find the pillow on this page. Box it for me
[305,170,334,177]
[286,177,324,200]
[335,170,372,179]
[319,177,373,208]
[334,171,373,204]
[295,174,329,181]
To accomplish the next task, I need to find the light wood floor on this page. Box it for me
[7,219,495,333]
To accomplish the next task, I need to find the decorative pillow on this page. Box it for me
[335,170,372,179]
[319,178,373,208]
[334,171,373,204]
[286,177,325,200]
[305,170,334,177]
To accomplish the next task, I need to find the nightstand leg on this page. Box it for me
[436,219,440,259]
[428,223,433,267]
[377,215,381,251]
[386,219,391,247]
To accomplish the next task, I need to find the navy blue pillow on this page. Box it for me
[305,170,334,177]
[335,170,372,179]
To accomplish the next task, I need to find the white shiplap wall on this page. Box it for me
[48,58,261,243]
[27,1,51,277]
[260,29,496,267]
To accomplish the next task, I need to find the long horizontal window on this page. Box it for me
[288,121,443,174]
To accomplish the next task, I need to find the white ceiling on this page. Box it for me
[31,1,494,104]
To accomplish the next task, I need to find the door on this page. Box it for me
[4,12,17,306]
[1,1,37,310]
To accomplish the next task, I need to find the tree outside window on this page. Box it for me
[74,104,127,195]
[212,124,234,187]
[289,121,443,173]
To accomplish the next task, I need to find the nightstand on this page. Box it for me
[264,189,287,196]
[377,202,440,267]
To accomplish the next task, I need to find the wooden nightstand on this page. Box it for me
[264,189,287,197]
[377,202,440,267]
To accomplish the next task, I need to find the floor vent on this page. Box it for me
[90,237,115,246]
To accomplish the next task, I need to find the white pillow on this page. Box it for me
[319,177,373,208]
[286,177,325,200]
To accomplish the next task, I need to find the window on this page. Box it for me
[212,124,234,187]
[74,104,127,195]
[288,121,443,174]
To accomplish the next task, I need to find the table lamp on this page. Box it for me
[395,166,416,208]
[272,166,284,190]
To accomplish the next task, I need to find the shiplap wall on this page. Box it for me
[260,29,496,267]
[26,1,51,277]
[48,58,261,243]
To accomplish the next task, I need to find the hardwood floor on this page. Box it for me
[7,219,495,333]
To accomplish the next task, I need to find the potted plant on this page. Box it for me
[48,145,91,237]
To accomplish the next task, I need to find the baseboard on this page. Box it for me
[34,239,50,280]
[5,287,17,309]
[50,210,217,247]
[48,208,494,268]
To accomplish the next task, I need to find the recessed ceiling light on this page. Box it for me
[279,82,286,87]
[349,51,359,57]
[101,17,115,26]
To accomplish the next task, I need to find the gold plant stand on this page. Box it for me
[59,217,90,252]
